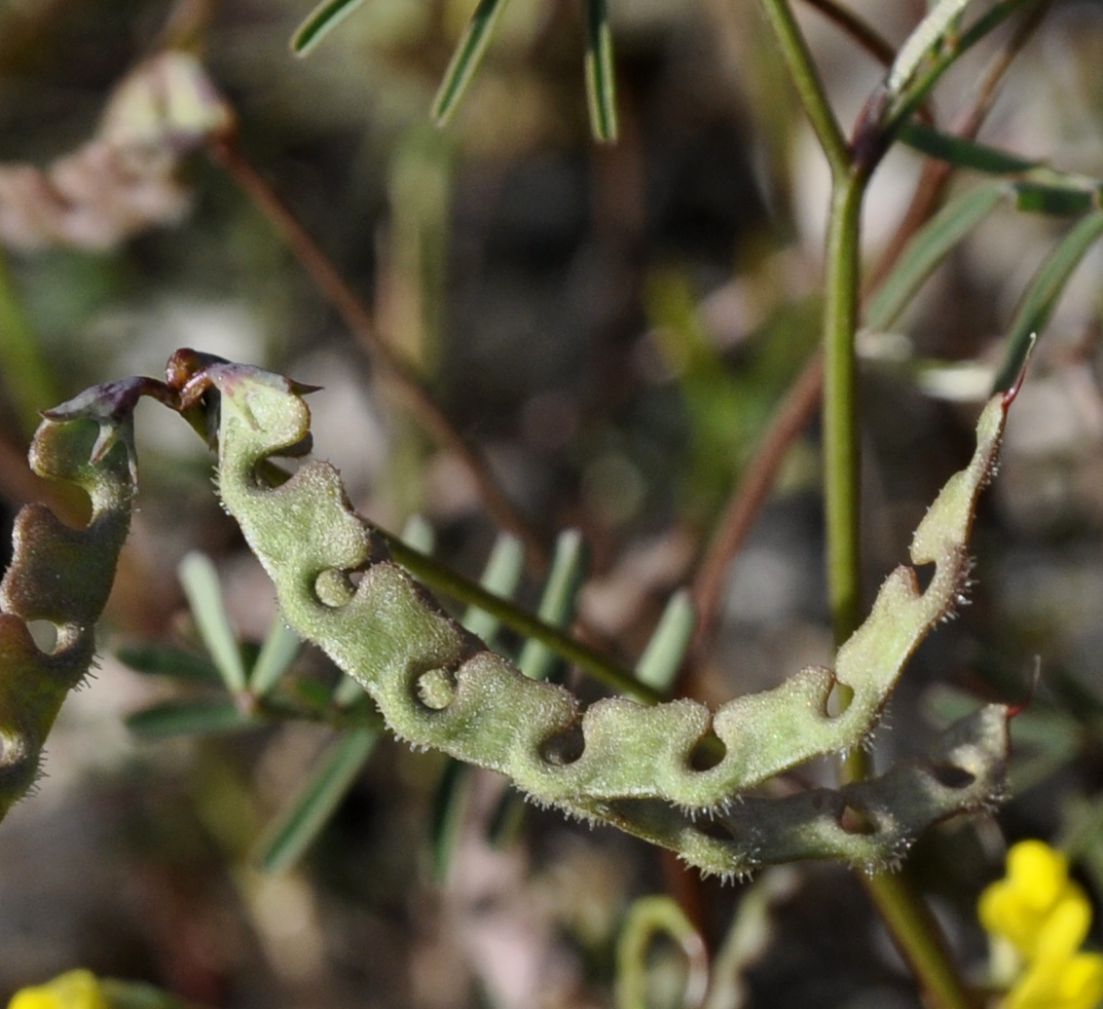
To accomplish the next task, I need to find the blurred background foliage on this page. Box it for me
[1,0,1103,1006]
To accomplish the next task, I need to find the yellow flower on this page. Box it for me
[8,970,109,1009]
[1007,951,1103,1009]
[979,840,1103,1009]
[979,840,1092,962]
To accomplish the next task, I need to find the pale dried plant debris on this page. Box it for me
[0,51,233,252]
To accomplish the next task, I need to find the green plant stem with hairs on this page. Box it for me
[760,1,978,1006]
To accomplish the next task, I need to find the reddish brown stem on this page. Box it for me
[690,354,824,656]
[799,0,895,66]
[208,136,548,568]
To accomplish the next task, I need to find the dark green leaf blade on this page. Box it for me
[431,0,510,127]
[1013,183,1095,217]
[429,760,474,882]
[126,699,253,739]
[291,0,368,56]
[899,121,1038,176]
[117,644,223,684]
[258,728,379,872]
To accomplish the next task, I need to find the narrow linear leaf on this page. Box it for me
[584,0,618,143]
[888,0,973,94]
[333,674,366,706]
[635,590,695,693]
[488,785,527,848]
[249,616,301,697]
[1013,183,1096,217]
[866,183,1005,331]
[461,532,525,643]
[117,644,223,684]
[518,529,587,681]
[259,728,379,872]
[430,760,474,882]
[993,212,1103,391]
[884,1,1036,135]
[291,0,368,56]
[400,513,436,554]
[178,551,248,693]
[899,121,1037,175]
[126,699,253,739]
[431,0,510,127]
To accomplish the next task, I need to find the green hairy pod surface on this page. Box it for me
[0,378,167,819]
[186,354,1012,877]
[0,352,1014,878]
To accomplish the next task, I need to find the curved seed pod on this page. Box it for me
[0,378,156,820]
[201,360,1010,848]
[594,703,1008,878]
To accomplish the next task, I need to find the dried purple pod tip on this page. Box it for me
[41,375,176,479]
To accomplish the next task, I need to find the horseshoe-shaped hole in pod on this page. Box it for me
[928,762,976,789]
[261,452,305,482]
[913,561,937,594]
[26,620,60,655]
[689,815,737,842]
[416,667,457,711]
[688,730,726,772]
[539,723,585,767]
[839,803,877,835]
[270,432,314,461]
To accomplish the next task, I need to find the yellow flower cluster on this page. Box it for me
[7,971,108,1009]
[979,841,1103,1009]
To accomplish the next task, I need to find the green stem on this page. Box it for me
[866,873,981,1009]
[823,170,866,651]
[759,3,979,1005]
[825,173,980,1009]
[759,0,849,180]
